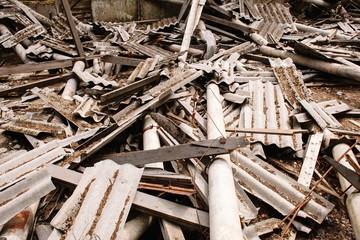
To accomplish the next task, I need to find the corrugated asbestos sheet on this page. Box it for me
[234,79,303,153]
[121,41,174,58]
[50,160,143,240]
[246,2,296,42]
[270,58,311,108]
[231,149,334,224]
[0,168,55,226]
[0,129,98,190]
[0,118,65,136]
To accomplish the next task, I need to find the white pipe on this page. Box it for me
[295,23,350,40]
[61,78,78,101]
[302,0,333,7]
[166,44,204,56]
[120,115,163,239]
[207,83,243,240]
[332,143,360,240]
[52,53,72,60]
[178,0,201,65]
[120,214,153,240]
[143,114,163,169]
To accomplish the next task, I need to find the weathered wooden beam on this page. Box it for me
[100,74,160,104]
[60,0,85,57]
[0,55,100,76]
[133,191,209,228]
[201,13,256,34]
[101,55,144,67]
[226,128,309,135]
[0,73,74,96]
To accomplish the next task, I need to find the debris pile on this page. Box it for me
[0,0,359,239]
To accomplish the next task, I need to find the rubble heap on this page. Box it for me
[0,0,359,239]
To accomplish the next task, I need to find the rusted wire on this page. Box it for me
[279,139,359,239]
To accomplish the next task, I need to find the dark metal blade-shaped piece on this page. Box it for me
[97,137,247,166]
[324,155,360,191]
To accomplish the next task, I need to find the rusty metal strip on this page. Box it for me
[48,164,210,229]
[60,0,85,57]
[51,160,143,239]
[32,88,94,130]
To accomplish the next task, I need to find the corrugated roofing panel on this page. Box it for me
[270,58,311,108]
[51,160,143,240]
[231,149,334,224]
[0,168,55,226]
[233,79,302,152]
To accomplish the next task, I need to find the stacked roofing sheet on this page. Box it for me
[0,0,360,239]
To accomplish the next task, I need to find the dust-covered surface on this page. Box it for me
[0,0,360,239]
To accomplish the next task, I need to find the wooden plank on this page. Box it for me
[133,191,209,228]
[201,13,256,34]
[0,55,100,76]
[96,137,247,166]
[226,128,309,135]
[60,0,85,57]
[160,219,186,240]
[101,55,144,67]
[0,73,74,96]
[100,74,160,104]
[47,164,81,186]
[177,0,191,21]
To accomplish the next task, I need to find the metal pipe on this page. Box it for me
[295,23,350,40]
[206,83,243,239]
[259,46,360,82]
[332,143,360,240]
